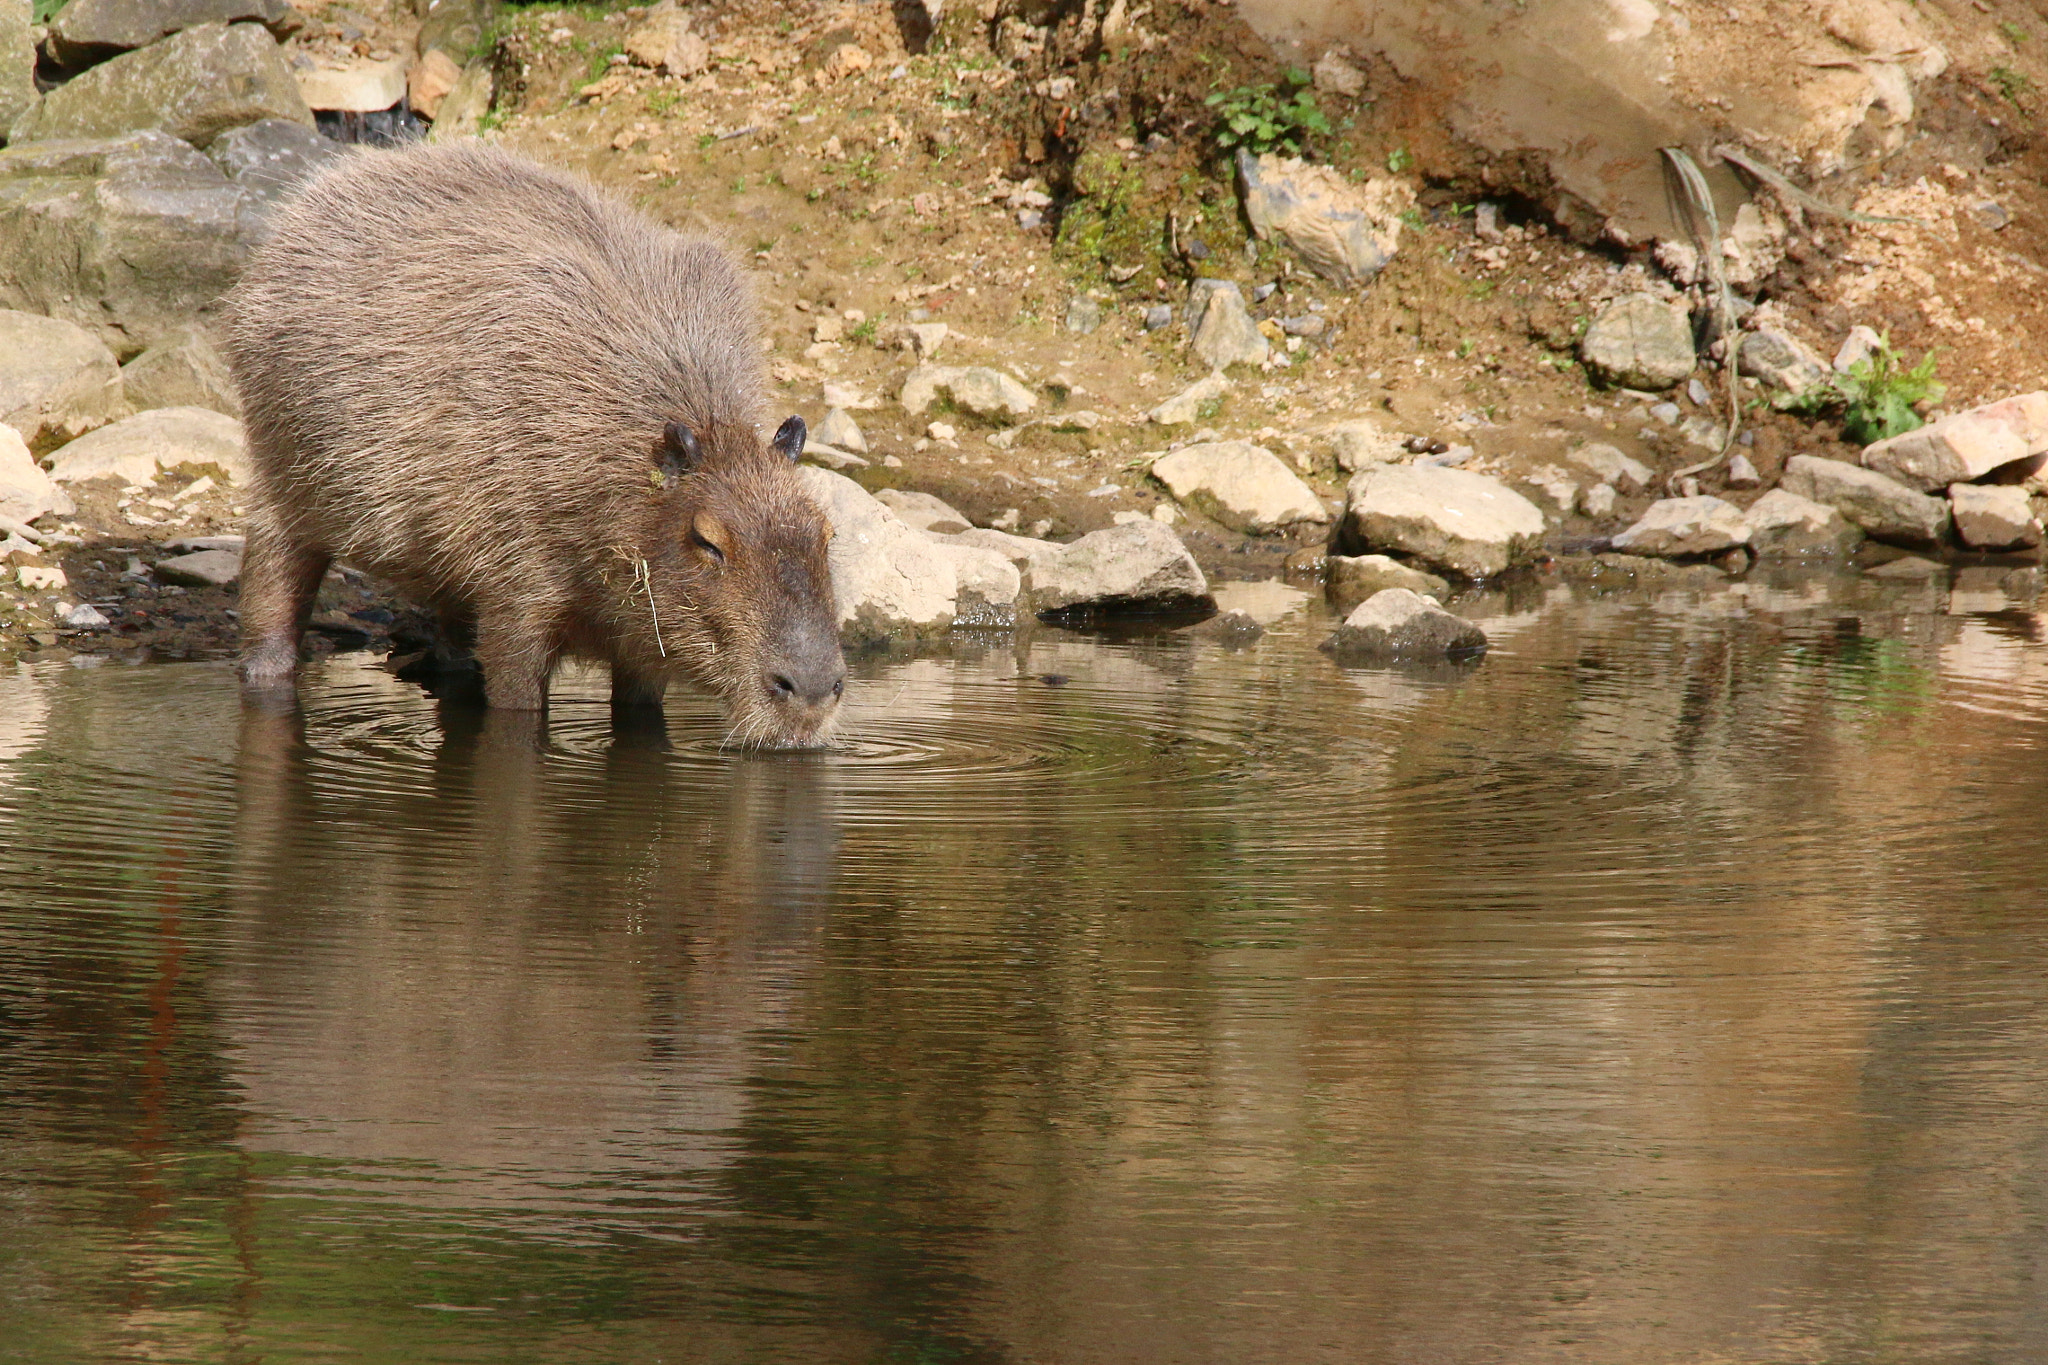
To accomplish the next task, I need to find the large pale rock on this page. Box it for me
[0,311,125,447]
[1739,327,1830,397]
[815,406,866,453]
[1580,293,1695,390]
[1781,453,1948,548]
[1324,417,1402,471]
[1150,440,1328,534]
[0,130,256,353]
[9,23,311,146]
[47,406,247,484]
[1609,495,1749,557]
[1325,552,1447,612]
[796,466,1018,638]
[0,0,32,137]
[1187,279,1268,370]
[1027,519,1212,618]
[1146,371,1230,426]
[874,488,971,533]
[153,547,240,586]
[1861,392,2048,492]
[416,0,492,62]
[1948,483,2042,551]
[45,0,302,69]
[407,49,464,121]
[1564,441,1652,492]
[0,422,75,521]
[899,364,1037,421]
[425,62,492,141]
[1319,588,1487,662]
[623,0,707,75]
[1236,148,1408,284]
[206,118,345,229]
[295,56,409,113]
[1741,488,1861,558]
[1339,463,1547,579]
[932,525,1065,580]
[119,324,239,415]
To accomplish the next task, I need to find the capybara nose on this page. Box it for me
[768,668,845,709]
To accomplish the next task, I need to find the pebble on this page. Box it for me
[1650,402,1681,425]
[61,602,109,629]
[926,422,956,441]
[1017,209,1044,230]
[1724,452,1761,488]
[1251,282,1278,302]
[1687,378,1711,406]
[1143,304,1173,331]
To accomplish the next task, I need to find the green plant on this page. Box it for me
[1386,145,1414,173]
[646,91,681,115]
[1784,333,1944,445]
[848,316,879,345]
[1204,68,1331,157]
[32,0,67,22]
[2003,20,2029,45]
[579,38,624,85]
[1990,65,2035,105]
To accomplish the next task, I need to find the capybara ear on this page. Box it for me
[659,421,704,483]
[771,415,806,462]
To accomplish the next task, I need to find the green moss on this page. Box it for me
[1056,145,1165,272]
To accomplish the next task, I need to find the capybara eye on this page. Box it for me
[690,530,725,562]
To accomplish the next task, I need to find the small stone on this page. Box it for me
[295,55,409,112]
[899,322,949,358]
[802,442,868,471]
[1149,440,1329,534]
[17,565,66,591]
[1724,452,1762,488]
[1609,495,1750,558]
[1186,279,1269,370]
[1687,377,1711,406]
[120,325,239,417]
[812,314,845,343]
[623,0,707,76]
[1565,442,1653,492]
[60,602,109,629]
[1319,588,1487,663]
[1017,209,1044,230]
[822,381,880,410]
[1143,304,1173,331]
[153,548,240,586]
[1325,553,1448,611]
[1579,482,1617,517]
[1743,488,1861,559]
[1949,482,2043,550]
[1781,453,1949,548]
[1281,314,1326,338]
[1064,295,1102,335]
[1740,328,1831,396]
[1028,519,1212,618]
[926,421,956,441]
[1650,402,1681,426]
[1580,293,1696,390]
[0,421,74,524]
[1310,49,1365,98]
[797,465,1017,638]
[1833,325,1884,374]
[1323,417,1402,471]
[0,311,125,449]
[1236,149,1407,285]
[408,48,462,120]
[1146,371,1231,426]
[815,407,867,453]
[899,364,1037,421]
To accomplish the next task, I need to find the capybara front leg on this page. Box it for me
[610,663,668,709]
[475,611,558,711]
[238,527,330,690]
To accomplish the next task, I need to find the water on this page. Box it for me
[5,567,2048,1364]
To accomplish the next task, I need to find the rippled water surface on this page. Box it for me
[6,568,2048,1364]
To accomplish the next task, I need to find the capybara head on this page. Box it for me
[643,415,844,748]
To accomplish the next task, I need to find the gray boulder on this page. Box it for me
[119,324,239,415]
[8,22,312,147]
[1149,439,1328,534]
[1339,463,1547,578]
[1780,453,1949,548]
[1236,149,1404,285]
[1580,293,1695,390]
[1609,495,1750,558]
[47,406,248,484]
[0,421,76,521]
[898,363,1037,421]
[1739,327,1830,397]
[1028,519,1212,618]
[796,466,1018,638]
[207,118,344,228]
[1948,483,2042,551]
[0,310,125,447]
[153,547,240,586]
[1,0,32,137]
[1564,441,1652,492]
[1861,391,2048,492]
[0,131,254,354]
[1187,279,1268,370]
[46,0,302,70]
[1325,552,1448,612]
[1320,588,1487,663]
[1146,370,1230,426]
[1741,488,1861,558]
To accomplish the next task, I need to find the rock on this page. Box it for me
[9,22,311,146]
[1741,489,1861,559]
[1311,48,1365,98]
[874,488,971,533]
[0,421,74,522]
[1834,325,1883,373]
[1564,441,1652,491]
[426,60,491,140]
[933,525,1066,581]
[152,547,240,585]
[1186,278,1268,370]
[1724,452,1761,488]
[295,55,409,113]
[1064,295,1101,334]
[898,364,1037,422]
[795,466,1017,638]
[1948,483,2042,551]
[407,48,462,120]
[1861,392,2048,492]
[17,564,65,590]
[898,321,947,359]
[1209,578,1309,625]
[1739,327,1830,396]
[1609,495,1750,557]
[1027,519,1212,618]
[0,131,255,354]
[162,533,240,551]
[1235,149,1408,285]
[415,0,490,63]
[1524,466,1578,514]
[206,117,344,226]
[1325,553,1448,612]
[1339,463,1547,579]
[47,406,248,484]
[815,406,866,453]
[60,601,109,629]
[1319,588,1487,663]
[0,0,32,136]
[1149,440,1329,534]
[926,421,955,442]
[1780,453,1948,548]
[1142,304,1172,331]
[623,0,707,76]
[1579,293,1696,390]
[44,0,301,70]
[1865,555,1942,580]
[1323,416,1402,471]
[1147,371,1231,426]
[802,442,867,471]
[0,311,124,448]
[1579,482,1616,517]
[119,324,239,415]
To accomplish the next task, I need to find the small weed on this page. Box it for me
[730,175,748,194]
[1386,146,1414,173]
[1467,278,1498,301]
[1991,65,2035,106]
[1205,68,1331,157]
[696,132,716,150]
[646,91,681,116]
[1784,332,1945,444]
[1195,396,1226,423]
[1399,207,1427,231]
[32,0,67,21]
[1456,338,1476,360]
[2003,20,2028,45]
[848,316,879,345]
[581,39,624,86]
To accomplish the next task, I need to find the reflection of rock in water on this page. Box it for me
[226,696,838,1216]
[0,665,50,775]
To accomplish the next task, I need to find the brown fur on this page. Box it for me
[224,141,844,746]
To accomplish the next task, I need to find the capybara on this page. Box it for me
[224,142,844,746]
